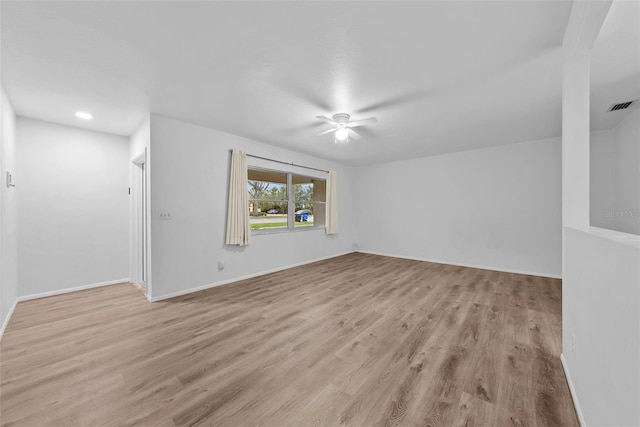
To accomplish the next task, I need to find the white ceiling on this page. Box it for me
[2,1,573,166]
[590,0,640,132]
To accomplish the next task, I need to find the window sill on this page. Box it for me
[252,226,326,236]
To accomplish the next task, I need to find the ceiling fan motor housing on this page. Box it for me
[333,113,350,125]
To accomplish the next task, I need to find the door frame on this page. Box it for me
[131,149,150,297]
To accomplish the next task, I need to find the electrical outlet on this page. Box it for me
[217,260,225,270]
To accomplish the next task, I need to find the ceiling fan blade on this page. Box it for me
[278,121,325,136]
[350,125,376,138]
[316,128,336,136]
[355,91,428,114]
[347,117,378,128]
[348,128,362,140]
[315,116,337,125]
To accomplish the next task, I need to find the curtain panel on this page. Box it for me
[225,149,250,246]
[326,170,339,235]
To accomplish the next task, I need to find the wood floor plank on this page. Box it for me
[0,253,577,426]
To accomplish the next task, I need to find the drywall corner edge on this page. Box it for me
[561,353,586,427]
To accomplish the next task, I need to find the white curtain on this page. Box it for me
[225,149,250,246]
[326,170,339,235]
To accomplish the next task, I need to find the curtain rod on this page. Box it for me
[246,153,329,174]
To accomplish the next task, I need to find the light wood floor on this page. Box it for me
[0,253,577,426]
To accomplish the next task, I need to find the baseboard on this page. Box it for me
[149,251,353,302]
[561,353,586,426]
[17,278,130,302]
[0,298,19,342]
[357,250,562,279]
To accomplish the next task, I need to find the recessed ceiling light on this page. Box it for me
[75,111,93,120]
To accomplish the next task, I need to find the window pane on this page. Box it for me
[250,202,288,231]
[294,183,312,206]
[294,204,314,228]
[294,177,325,202]
[249,169,287,185]
[293,176,326,228]
[312,202,325,227]
[248,169,287,203]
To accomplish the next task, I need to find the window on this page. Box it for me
[293,175,326,228]
[248,168,326,232]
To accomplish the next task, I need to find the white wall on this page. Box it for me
[0,86,18,340]
[590,129,616,230]
[562,1,640,425]
[614,108,640,234]
[591,109,640,235]
[564,227,639,425]
[130,117,150,160]
[148,115,355,300]
[16,118,130,297]
[354,137,562,277]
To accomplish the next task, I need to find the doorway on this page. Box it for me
[131,149,148,296]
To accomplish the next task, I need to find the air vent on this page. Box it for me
[608,100,636,112]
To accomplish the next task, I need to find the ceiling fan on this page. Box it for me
[315,113,378,143]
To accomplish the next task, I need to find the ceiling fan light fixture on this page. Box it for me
[335,127,349,142]
[316,112,376,144]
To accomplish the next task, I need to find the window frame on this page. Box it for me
[248,166,326,235]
